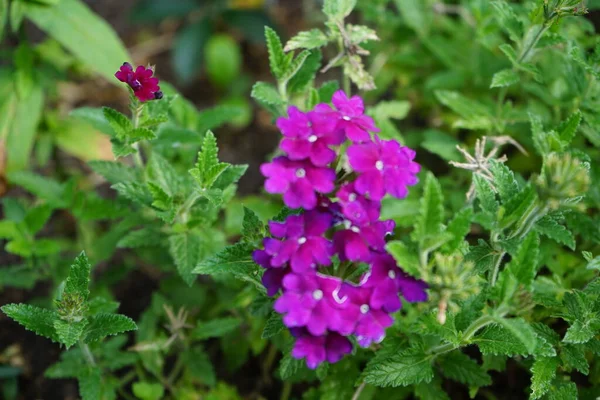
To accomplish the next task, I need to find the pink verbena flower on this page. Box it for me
[115,62,162,102]
[361,254,428,313]
[260,157,335,209]
[333,219,395,262]
[336,182,380,226]
[291,330,353,369]
[252,250,289,296]
[313,90,379,143]
[277,106,344,166]
[348,136,420,200]
[346,286,395,347]
[262,211,333,274]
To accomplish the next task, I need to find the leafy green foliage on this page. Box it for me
[189,131,229,190]
[363,347,434,387]
[192,317,241,340]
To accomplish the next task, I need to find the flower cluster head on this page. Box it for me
[115,62,163,102]
[255,90,426,368]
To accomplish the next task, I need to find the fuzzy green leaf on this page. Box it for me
[262,312,284,339]
[560,344,589,375]
[548,383,577,400]
[197,105,244,134]
[241,207,264,244]
[506,232,539,288]
[490,68,520,88]
[535,215,576,250]
[54,319,88,349]
[192,317,241,340]
[84,313,137,343]
[7,171,68,207]
[169,232,202,286]
[435,90,493,130]
[1,304,59,342]
[530,357,559,400]
[132,382,164,400]
[473,176,498,216]
[563,320,597,344]
[251,82,284,106]
[438,351,492,387]
[413,172,444,244]
[284,29,329,51]
[189,131,229,190]
[386,241,420,277]
[78,368,102,400]
[64,252,91,302]
[118,227,163,249]
[323,0,356,20]
[495,317,538,354]
[193,243,260,286]
[186,346,216,387]
[474,324,531,356]
[288,50,321,94]
[102,107,131,138]
[489,161,519,202]
[265,26,290,79]
[443,207,473,253]
[557,110,581,145]
[111,182,153,206]
[363,348,434,387]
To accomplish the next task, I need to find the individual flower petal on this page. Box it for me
[291,331,353,369]
[336,182,380,226]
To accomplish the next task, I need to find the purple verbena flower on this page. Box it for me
[115,63,162,102]
[345,286,394,347]
[337,182,380,226]
[274,273,351,336]
[333,219,395,263]
[291,330,353,369]
[253,249,289,296]
[360,254,428,312]
[262,211,333,273]
[313,90,379,143]
[348,137,420,200]
[260,157,336,209]
[278,106,344,166]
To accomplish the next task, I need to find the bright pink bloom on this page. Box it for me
[348,137,420,200]
[291,331,353,369]
[115,62,162,102]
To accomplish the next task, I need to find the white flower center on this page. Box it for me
[351,226,360,233]
[360,304,370,314]
[313,290,323,300]
[308,135,318,143]
[388,270,396,279]
[342,115,351,121]
[343,220,352,229]
[375,160,384,171]
[296,168,306,178]
[348,193,357,202]
[298,237,307,245]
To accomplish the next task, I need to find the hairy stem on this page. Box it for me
[490,251,506,287]
[131,103,145,168]
[351,381,367,400]
[428,314,496,355]
[280,381,293,400]
[79,341,96,366]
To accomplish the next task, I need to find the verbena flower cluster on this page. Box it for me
[254,91,427,369]
[115,62,163,102]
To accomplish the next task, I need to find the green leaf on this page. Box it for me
[265,26,290,79]
[530,357,559,400]
[499,43,518,65]
[189,131,229,190]
[443,207,473,253]
[193,243,261,286]
[241,207,265,244]
[386,241,420,277]
[192,317,241,340]
[474,324,531,356]
[394,0,429,36]
[132,382,164,400]
[112,182,153,206]
[560,344,589,375]
[169,232,202,286]
[323,0,356,20]
[415,377,450,400]
[278,352,306,380]
[1,304,59,342]
[197,104,244,133]
[24,204,53,235]
[251,82,284,106]
[435,90,493,130]
[535,216,576,250]
[78,368,102,400]
[420,129,460,161]
[284,29,329,51]
[556,110,581,145]
[288,50,322,94]
[128,127,156,141]
[0,0,7,41]
[186,346,216,387]
[7,171,67,207]
[413,172,444,244]
[489,161,519,202]
[438,351,492,387]
[548,383,577,400]
[172,19,211,84]
[117,227,163,249]
[25,0,130,82]
[363,348,434,387]
[262,312,284,339]
[70,107,114,135]
[54,319,88,349]
[490,68,520,88]
[102,107,131,138]
[64,252,91,302]
[281,50,311,83]
[506,231,539,288]
[563,320,596,344]
[84,313,137,343]
[147,152,179,196]
[495,317,538,355]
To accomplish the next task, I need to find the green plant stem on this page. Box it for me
[517,22,550,64]
[79,341,96,366]
[428,314,496,356]
[131,103,145,168]
[489,251,507,287]
[351,381,367,400]
[280,381,292,400]
[167,354,185,385]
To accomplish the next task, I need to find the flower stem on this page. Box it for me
[131,103,145,168]
[351,381,367,400]
[427,314,496,356]
[280,381,292,400]
[79,341,96,366]
[490,251,506,287]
